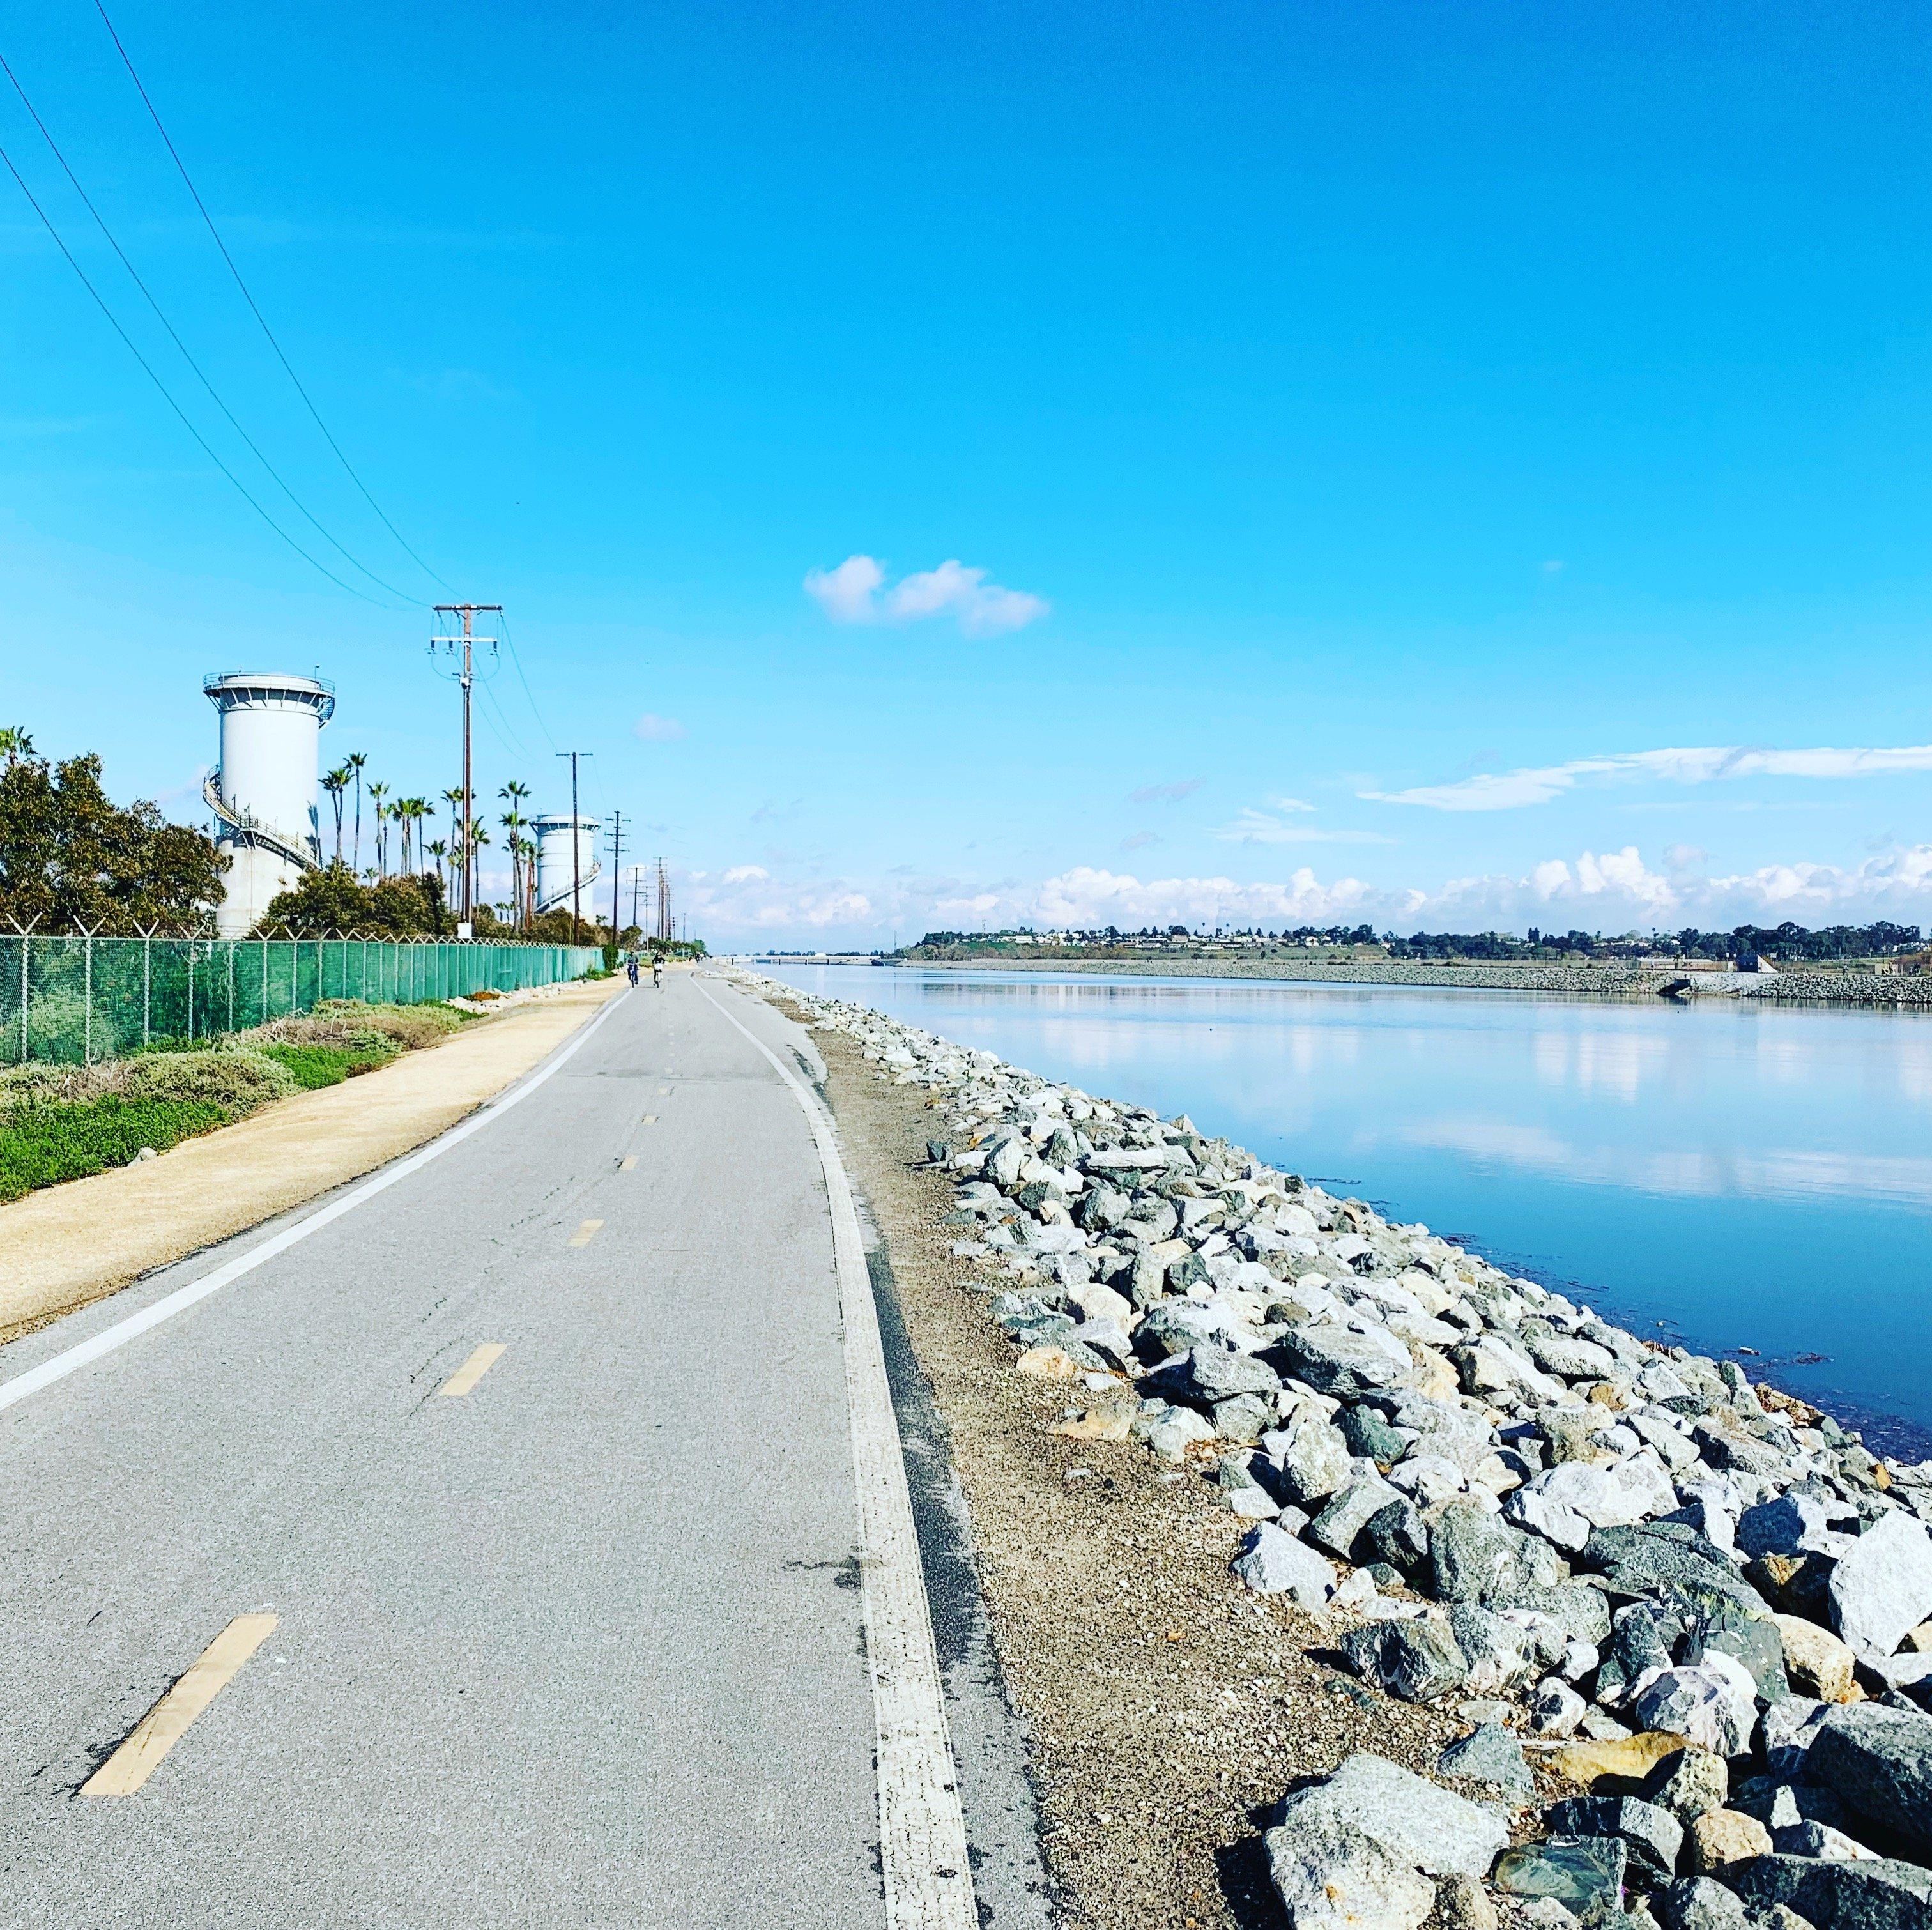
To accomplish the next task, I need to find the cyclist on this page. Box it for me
[625,952,640,987]
[652,954,664,990]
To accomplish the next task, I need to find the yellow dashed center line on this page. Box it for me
[82,1613,278,1797]
[618,1154,638,1171]
[567,1219,604,1248]
[440,1344,506,1397]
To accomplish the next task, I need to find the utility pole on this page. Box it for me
[631,864,640,933]
[656,857,671,946]
[607,810,624,940]
[431,604,502,935]
[556,751,593,942]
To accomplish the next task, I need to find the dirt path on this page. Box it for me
[787,997,1463,1930]
[0,977,624,1342]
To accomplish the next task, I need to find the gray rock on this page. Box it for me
[1361,1497,1432,1578]
[1598,1601,1687,1708]
[1234,1522,1338,1607]
[1685,1603,1791,1704]
[1633,1651,1759,1758]
[1656,1877,1752,1930]
[1774,1821,1882,1862]
[1135,1300,1224,1359]
[1579,1523,1768,1615]
[1214,1393,1276,1443]
[1311,1474,1405,1561]
[1433,1501,1570,1604]
[1828,1512,1932,1667]
[1340,1403,1411,1467]
[1763,1699,1832,1779]
[1545,1796,1686,1881]
[1806,1704,1932,1862]
[1264,1811,1436,1930]
[1494,1837,1628,1918]
[1733,1778,1858,1837]
[1273,1322,1416,1400]
[1644,1747,1729,1824]
[1341,1618,1471,1704]
[1272,1751,1510,1879]
[1729,1855,1932,1930]
[1437,1871,1499,1930]
[1738,1494,1859,1562]
[1529,1676,1590,1738]
[1448,1605,1538,1694]
[1438,1722,1534,1794]
[1188,1343,1284,1405]
[1130,1401,1217,1462]
[1266,1416,1355,1507]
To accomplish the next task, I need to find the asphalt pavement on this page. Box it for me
[0,974,1042,1927]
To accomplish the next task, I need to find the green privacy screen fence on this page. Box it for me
[0,934,605,1066]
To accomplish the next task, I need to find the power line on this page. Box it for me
[0,134,399,608]
[93,0,451,594]
[496,612,558,753]
[0,47,424,609]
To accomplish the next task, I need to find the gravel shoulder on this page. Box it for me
[792,995,1468,1930]
[0,976,623,1342]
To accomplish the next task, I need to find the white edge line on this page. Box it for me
[697,976,976,1930]
[0,988,628,1419]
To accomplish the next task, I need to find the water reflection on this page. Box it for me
[765,965,1932,1451]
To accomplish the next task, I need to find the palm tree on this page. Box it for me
[427,838,449,903]
[499,780,531,929]
[469,822,493,921]
[0,726,36,767]
[322,766,350,862]
[390,799,411,876]
[518,833,539,925]
[346,753,368,871]
[367,780,390,877]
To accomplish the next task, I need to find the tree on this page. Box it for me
[0,727,36,767]
[366,781,389,878]
[500,779,531,930]
[264,862,440,937]
[323,766,349,862]
[426,838,448,897]
[0,746,224,930]
[346,752,367,872]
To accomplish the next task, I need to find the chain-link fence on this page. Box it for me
[0,934,604,1065]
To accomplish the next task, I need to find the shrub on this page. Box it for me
[122,1045,297,1112]
[307,999,463,1049]
[0,1094,230,1201]
[257,1041,394,1090]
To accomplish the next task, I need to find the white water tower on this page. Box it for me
[203,671,335,938]
[533,812,601,916]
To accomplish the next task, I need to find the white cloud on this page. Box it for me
[1361,743,1932,811]
[1216,806,1394,846]
[632,713,687,742]
[723,864,769,884]
[804,554,1047,635]
[802,554,884,623]
[1127,779,1200,804]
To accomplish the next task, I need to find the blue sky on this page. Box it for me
[4,1,1932,942]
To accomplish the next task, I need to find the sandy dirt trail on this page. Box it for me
[0,976,624,1341]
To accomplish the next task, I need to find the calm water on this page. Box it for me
[765,964,1932,1456]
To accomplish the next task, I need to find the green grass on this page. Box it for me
[257,1040,396,1090]
[0,1095,231,1203]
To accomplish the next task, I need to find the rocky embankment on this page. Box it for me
[757,974,1932,1930]
[905,956,1932,1009]
[916,956,1676,995]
